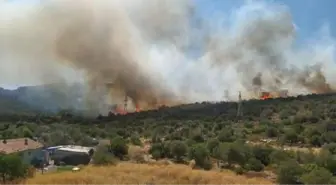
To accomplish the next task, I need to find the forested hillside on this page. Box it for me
[1,92,336,147]
[1,92,336,184]
[0,83,85,114]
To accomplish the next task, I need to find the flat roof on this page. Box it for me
[56,145,93,153]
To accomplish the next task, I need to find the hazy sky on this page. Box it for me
[6,0,336,40]
[5,0,336,40]
[194,0,336,43]
[1,0,336,89]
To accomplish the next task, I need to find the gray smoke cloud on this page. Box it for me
[1,0,336,114]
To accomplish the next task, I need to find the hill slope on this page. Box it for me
[0,87,39,114]
[1,92,336,184]
[0,83,85,114]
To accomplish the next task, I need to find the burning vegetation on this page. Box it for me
[260,92,272,100]
[259,90,289,100]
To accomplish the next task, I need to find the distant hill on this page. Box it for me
[1,82,335,117]
[0,87,39,114]
[0,83,86,114]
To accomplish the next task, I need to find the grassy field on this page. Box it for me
[26,162,274,184]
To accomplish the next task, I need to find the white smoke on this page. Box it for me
[0,0,336,113]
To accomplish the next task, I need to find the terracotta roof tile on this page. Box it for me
[0,138,43,154]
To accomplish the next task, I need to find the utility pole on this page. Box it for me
[224,90,229,101]
[237,91,243,117]
[124,95,128,113]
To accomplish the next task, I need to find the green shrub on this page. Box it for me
[234,166,245,175]
[244,158,264,172]
[188,144,211,170]
[110,136,128,160]
[92,145,117,166]
[300,167,333,184]
[276,160,304,184]
[170,140,188,162]
[0,154,30,183]
[130,135,142,146]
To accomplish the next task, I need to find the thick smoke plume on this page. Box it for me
[1,0,336,114]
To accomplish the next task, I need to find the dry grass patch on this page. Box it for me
[26,162,274,184]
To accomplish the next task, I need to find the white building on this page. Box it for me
[47,145,94,165]
[48,145,94,158]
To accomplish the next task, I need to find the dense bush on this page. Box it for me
[276,160,304,184]
[170,140,188,162]
[188,144,212,170]
[300,167,334,184]
[109,136,128,160]
[0,154,30,183]
[92,145,117,166]
[244,158,264,172]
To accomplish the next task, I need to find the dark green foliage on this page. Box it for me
[276,160,304,184]
[295,151,316,164]
[300,167,333,184]
[234,166,245,175]
[162,142,174,158]
[217,129,235,142]
[206,138,220,156]
[252,145,274,166]
[281,128,299,144]
[170,140,188,162]
[109,136,128,160]
[189,128,204,143]
[316,150,336,173]
[244,158,264,172]
[188,144,211,170]
[323,142,336,154]
[270,150,293,165]
[130,135,142,146]
[0,154,30,183]
[310,135,323,147]
[302,163,319,173]
[92,145,117,166]
[213,142,231,166]
[149,143,164,160]
[265,126,278,138]
[227,142,251,166]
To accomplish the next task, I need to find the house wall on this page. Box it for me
[18,147,47,165]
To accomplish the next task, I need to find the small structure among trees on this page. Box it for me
[0,138,46,165]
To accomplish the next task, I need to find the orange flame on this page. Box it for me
[135,104,141,113]
[260,92,272,100]
[114,105,128,115]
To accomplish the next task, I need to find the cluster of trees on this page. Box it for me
[0,93,336,183]
[149,138,336,184]
[0,153,34,183]
[90,132,336,184]
[92,136,128,166]
[1,93,336,147]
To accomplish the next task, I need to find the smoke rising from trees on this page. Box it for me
[1,0,336,113]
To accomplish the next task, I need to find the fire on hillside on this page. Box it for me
[260,90,288,100]
[109,104,141,115]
